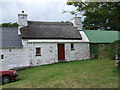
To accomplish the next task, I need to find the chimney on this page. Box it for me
[72,15,82,30]
[18,11,28,35]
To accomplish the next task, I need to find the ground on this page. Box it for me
[2,58,119,88]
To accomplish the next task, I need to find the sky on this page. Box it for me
[1,0,77,24]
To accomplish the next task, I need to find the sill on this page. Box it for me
[35,55,42,56]
[71,49,75,50]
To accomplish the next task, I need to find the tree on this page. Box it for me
[110,40,120,59]
[67,2,120,31]
[2,22,11,27]
[11,23,18,27]
[0,22,18,27]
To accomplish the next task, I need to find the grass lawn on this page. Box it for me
[2,58,119,88]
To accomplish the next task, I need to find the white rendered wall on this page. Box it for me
[0,40,90,70]
[65,43,90,61]
[18,13,28,35]
[0,47,29,70]
[27,42,58,66]
[72,16,82,30]
[18,14,28,26]
[25,40,90,66]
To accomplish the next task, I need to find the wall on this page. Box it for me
[65,43,90,61]
[90,43,110,58]
[0,47,29,70]
[27,42,58,66]
[0,40,90,70]
[26,41,90,66]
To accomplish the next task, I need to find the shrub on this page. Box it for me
[109,40,120,59]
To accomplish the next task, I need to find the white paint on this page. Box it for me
[25,40,90,66]
[1,30,90,70]
[28,39,89,43]
[79,31,89,42]
[1,11,90,70]
[29,43,58,66]
[65,43,90,61]
[28,31,89,43]
[72,16,82,30]
[18,11,28,35]
[0,39,90,70]
[0,48,29,70]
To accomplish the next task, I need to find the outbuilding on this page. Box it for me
[84,30,120,58]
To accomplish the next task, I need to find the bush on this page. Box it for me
[109,40,120,59]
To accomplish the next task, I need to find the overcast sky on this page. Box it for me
[1,0,77,24]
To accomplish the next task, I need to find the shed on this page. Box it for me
[84,30,120,58]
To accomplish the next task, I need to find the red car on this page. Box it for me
[0,70,18,84]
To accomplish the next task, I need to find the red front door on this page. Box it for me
[58,44,65,60]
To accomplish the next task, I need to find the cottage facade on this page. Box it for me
[0,12,90,70]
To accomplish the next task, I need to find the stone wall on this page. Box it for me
[26,41,90,66]
[0,47,29,70]
[0,40,90,70]
[27,42,58,66]
[65,43,90,61]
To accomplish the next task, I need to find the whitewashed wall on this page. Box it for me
[27,42,58,66]
[0,41,90,70]
[25,40,90,66]
[0,47,29,70]
[65,43,90,61]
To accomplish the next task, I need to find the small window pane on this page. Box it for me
[36,48,41,56]
[71,43,74,50]
[1,54,4,59]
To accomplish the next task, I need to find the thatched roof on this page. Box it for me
[20,21,82,40]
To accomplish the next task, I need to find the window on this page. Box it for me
[71,43,75,50]
[1,54,4,59]
[9,49,11,52]
[36,48,41,56]
[100,44,104,47]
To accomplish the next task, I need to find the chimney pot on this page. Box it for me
[18,11,28,35]
[22,11,24,13]
[72,16,82,30]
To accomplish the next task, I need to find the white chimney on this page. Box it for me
[72,15,82,30]
[18,11,28,35]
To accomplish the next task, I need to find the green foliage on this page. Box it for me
[98,44,106,58]
[2,59,118,88]
[11,23,18,27]
[97,41,120,60]
[98,44,112,59]
[67,2,120,30]
[0,22,18,27]
[110,40,120,59]
[2,23,11,27]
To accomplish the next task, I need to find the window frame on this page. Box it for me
[71,43,75,50]
[99,44,104,47]
[1,54,4,59]
[36,47,41,56]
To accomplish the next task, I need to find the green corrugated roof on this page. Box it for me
[84,30,120,43]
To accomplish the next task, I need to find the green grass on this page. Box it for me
[2,58,119,88]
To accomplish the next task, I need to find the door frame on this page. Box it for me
[57,44,65,60]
